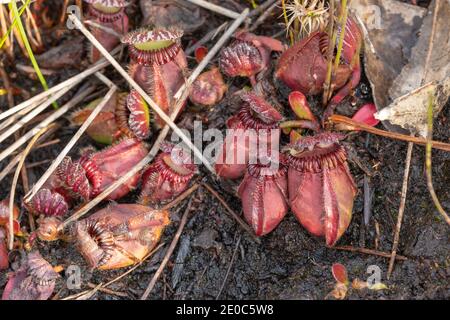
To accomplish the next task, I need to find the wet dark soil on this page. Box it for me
[0,0,448,300]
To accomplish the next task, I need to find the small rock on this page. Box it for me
[192,228,223,253]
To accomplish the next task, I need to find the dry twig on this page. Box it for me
[202,182,260,243]
[86,283,128,298]
[0,85,96,163]
[24,84,117,202]
[387,0,446,279]
[8,124,55,249]
[330,115,450,152]
[185,0,241,19]
[387,142,413,279]
[333,246,408,261]
[141,196,196,300]
[162,183,200,210]
[216,234,241,300]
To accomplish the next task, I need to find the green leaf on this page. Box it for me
[0,0,31,50]
[10,0,58,109]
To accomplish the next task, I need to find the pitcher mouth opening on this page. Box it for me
[88,4,126,23]
[122,28,183,66]
[115,90,151,140]
[284,132,347,173]
[76,219,114,268]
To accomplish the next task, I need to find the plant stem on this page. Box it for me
[425,94,450,225]
[293,14,300,40]
[333,0,348,72]
[8,124,55,250]
[141,196,195,300]
[387,141,413,279]
[329,114,450,152]
[0,0,31,49]
[281,0,294,45]
[325,0,349,103]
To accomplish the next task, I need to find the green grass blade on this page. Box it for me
[10,0,58,109]
[0,0,31,50]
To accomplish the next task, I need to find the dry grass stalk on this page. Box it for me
[24,5,43,50]
[84,20,122,38]
[0,85,96,163]
[24,84,117,203]
[10,16,27,57]
[0,101,43,132]
[0,133,59,184]
[141,196,196,300]
[0,4,12,56]
[0,58,112,122]
[8,124,55,249]
[330,115,450,152]
[386,141,413,279]
[0,84,72,146]
[185,0,241,19]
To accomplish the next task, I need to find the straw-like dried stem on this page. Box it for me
[0,85,96,163]
[8,124,55,249]
[0,85,72,145]
[186,0,241,19]
[141,196,196,300]
[329,115,450,152]
[24,84,117,203]
[0,45,121,123]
